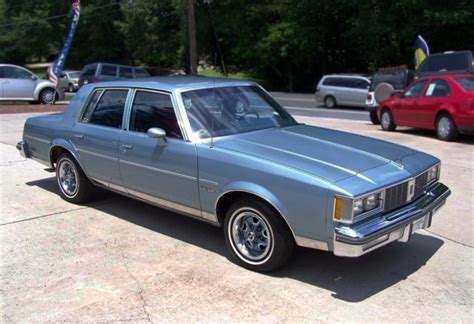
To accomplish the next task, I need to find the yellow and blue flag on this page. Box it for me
[414,35,430,69]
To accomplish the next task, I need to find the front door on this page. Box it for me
[395,79,428,125]
[1,66,36,99]
[416,79,451,128]
[71,88,129,189]
[119,89,201,214]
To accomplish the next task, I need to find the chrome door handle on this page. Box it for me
[74,134,84,139]
[122,144,133,150]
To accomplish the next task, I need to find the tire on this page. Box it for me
[224,199,295,272]
[324,96,336,108]
[68,84,74,93]
[56,153,94,203]
[39,88,57,104]
[380,108,396,131]
[370,111,380,125]
[436,113,458,141]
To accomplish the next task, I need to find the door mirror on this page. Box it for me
[147,127,167,146]
[31,75,38,81]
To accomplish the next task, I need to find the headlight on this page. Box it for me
[427,164,440,183]
[334,191,383,223]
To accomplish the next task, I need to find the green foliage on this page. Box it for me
[0,0,472,91]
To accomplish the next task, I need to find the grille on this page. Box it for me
[383,170,430,213]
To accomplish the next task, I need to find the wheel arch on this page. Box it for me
[215,187,296,242]
[435,107,456,127]
[49,140,86,174]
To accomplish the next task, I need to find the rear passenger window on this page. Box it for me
[129,91,183,139]
[82,89,128,128]
[119,67,134,78]
[101,65,117,77]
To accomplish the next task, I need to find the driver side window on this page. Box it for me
[3,66,33,79]
[403,80,428,98]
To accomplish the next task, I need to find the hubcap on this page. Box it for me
[438,117,451,138]
[42,90,55,104]
[230,210,272,262]
[58,160,78,196]
[382,112,391,128]
[326,97,334,107]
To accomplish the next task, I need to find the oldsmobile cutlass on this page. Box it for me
[17,77,451,271]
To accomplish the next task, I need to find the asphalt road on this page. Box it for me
[271,92,370,122]
[0,112,472,322]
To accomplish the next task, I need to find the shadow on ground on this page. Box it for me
[27,177,444,303]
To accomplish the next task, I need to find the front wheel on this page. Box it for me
[56,153,94,203]
[324,96,336,108]
[436,113,458,141]
[224,199,295,272]
[381,109,396,131]
[39,88,57,104]
[369,111,380,125]
[68,84,74,93]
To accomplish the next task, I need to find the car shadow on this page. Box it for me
[27,177,444,303]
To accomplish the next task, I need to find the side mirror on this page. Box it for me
[147,127,167,146]
[31,75,38,81]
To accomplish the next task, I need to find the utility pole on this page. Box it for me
[188,0,197,75]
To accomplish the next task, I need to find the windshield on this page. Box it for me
[456,77,474,91]
[69,72,81,78]
[181,85,297,139]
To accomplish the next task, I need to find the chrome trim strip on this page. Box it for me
[24,135,50,144]
[199,179,218,186]
[215,189,298,241]
[202,211,218,223]
[77,148,118,161]
[295,236,329,251]
[119,159,197,181]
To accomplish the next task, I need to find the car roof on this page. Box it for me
[83,76,256,92]
[415,73,474,81]
[322,74,370,79]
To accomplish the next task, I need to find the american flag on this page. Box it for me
[48,0,81,88]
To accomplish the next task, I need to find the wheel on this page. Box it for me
[56,153,94,203]
[380,109,396,131]
[324,96,336,108]
[68,83,74,93]
[39,88,57,104]
[436,113,458,141]
[369,111,380,125]
[224,199,295,272]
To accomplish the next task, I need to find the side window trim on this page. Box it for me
[124,88,186,141]
[424,79,451,97]
[79,87,131,129]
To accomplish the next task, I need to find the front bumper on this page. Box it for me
[333,182,450,257]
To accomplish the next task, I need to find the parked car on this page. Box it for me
[315,74,371,108]
[0,64,64,104]
[416,50,473,77]
[78,63,150,88]
[378,74,474,141]
[17,76,450,271]
[58,70,81,93]
[366,66,414,124]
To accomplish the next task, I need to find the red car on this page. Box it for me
[378,74,474,141]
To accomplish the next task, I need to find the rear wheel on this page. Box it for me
[56,153,94,203]
[436,113,458,141]
[224,199,294,272]
[39,88,56,104]
[324,96,336,108]
[68,83,74,93]
[369,111,380,125]
[381,109,396,131]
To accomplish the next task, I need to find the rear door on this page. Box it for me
[394,79,429,125]
[71,88,130,190]
[118,89,201,213]
[1,66,36,99]
[347,78,370,106]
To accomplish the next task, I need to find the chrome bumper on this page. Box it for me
[333,182,450,257]
[16,140,29,158]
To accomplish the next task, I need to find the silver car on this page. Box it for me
[58,70,81,93]
[315,74,370,108]
[0,64,64,104]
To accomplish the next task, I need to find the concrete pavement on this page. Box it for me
[0,113,472,322]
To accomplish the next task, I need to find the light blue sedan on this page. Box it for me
[17,77,451,271]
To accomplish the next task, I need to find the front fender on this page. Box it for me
[33,81,55,100]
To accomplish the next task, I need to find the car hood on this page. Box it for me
[213,125,419,183]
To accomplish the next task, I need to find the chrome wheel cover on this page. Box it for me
[381,111,391,128]
[229,208,273,263]
[58,160,78,197]
[42,89,55,104]
[325,97,335,108]
[438,116,451,138]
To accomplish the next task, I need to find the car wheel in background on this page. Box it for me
[56,153,94,203]
[381,109,396,131]
[39,88,56,104]
[370,111,380,125]
[436,113,458,141]
[224,199,294,272]
[68,84,74,93]
[324,96,336,108]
